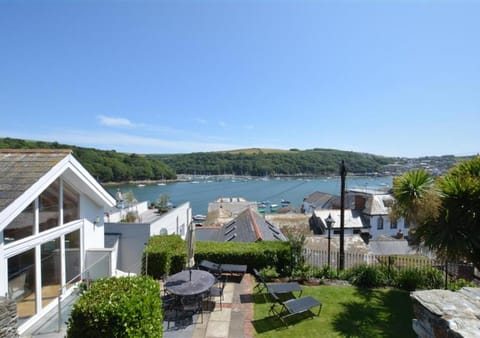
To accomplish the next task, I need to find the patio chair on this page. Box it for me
[209,274,227,310]
[180,294,204,324]
[253,268,303,297]
[268,291,322,327]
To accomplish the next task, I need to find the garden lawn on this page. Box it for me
[252,285,416,338]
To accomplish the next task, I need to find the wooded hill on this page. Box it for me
[1,137,397,181]
[151,148,395,177]
[0,137,176,183]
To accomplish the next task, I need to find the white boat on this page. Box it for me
[193,214,207,221]
[157,182,166,186]
[137,184,146,187]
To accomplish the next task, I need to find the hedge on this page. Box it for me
[142,234,186,279]
[142,234,293,278]
[67,276,162,338]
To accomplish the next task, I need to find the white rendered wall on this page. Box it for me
[80,194,105,249]
[150,202,191,239]
[104,222,150,275]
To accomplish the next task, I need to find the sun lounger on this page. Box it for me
[268,291,322,327]
[253,268,302,297]
[199,260,247,276]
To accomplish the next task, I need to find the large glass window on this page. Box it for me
[8,248,36,321]
[39,179,60,232]
[63,182,79,223]
[4,202,34,243]
[65,230,81,284]
[41,238,61,309]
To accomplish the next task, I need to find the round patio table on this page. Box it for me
[165,269,216,296]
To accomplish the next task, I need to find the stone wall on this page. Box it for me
[411,288,480,338]
[0,297,18,338]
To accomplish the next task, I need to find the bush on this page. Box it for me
[67,276,162,338]
[143,234,186,278]
[396,267,443,291]
[448,278,477,291]
[260,266,279,281]
[348,265,387,288]
[195,240,292,276]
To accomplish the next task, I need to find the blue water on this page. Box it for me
[107,176,393,216]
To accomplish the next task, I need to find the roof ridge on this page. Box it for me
[248,207,262,241]
[0,149,72,154]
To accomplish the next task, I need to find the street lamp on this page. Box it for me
[325,213,335,273]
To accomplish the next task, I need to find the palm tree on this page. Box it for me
[420,157,480,271]
[391,169,438,234]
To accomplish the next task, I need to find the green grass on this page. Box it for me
[253,285,416,338]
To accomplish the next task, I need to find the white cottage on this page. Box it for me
[0,149,116,334]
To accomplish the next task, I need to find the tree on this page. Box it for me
[156,194,170,214]
[416,157,480,271]
[390,169,439,234]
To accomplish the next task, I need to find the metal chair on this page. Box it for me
[209,274,227,310]
[180,294,204,323]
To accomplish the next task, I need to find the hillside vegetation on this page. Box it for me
[151,148,395,176]
[1,137,400,179]
[0,137,176,183]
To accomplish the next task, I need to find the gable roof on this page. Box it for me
[218,207,286,242]
[0,149,116,230]
[0,149,71,212]
[303,191,340,209]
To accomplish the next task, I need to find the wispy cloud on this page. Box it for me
[97,115,134,128]
[1,128,245,154]
[219,121,227,128]
[194,118,208,125]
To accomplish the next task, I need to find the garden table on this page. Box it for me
[165,269,216,296]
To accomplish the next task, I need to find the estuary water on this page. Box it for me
[106,176,393,216]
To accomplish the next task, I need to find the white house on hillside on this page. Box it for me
[345,188,408,239]
[0,149,116,334]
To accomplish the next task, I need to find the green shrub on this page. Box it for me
[260,266,279,281]
[67,276,162,338]
[348,265,387,288]
[396,267,443,291]
[195,240,292,276]
[448,278,477,291]
[142,234,186,278]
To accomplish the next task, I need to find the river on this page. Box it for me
[106,176,393,216]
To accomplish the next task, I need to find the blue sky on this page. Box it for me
[1,1,479,157]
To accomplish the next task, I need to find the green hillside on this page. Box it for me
[0,137,176,183]
[150,148,396,176]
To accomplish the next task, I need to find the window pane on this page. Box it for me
[41,238,61,309]
[8,248,36,321]
[4,202,34,243]
[65,230,81,284]
[39,179,59,232]
[63,182,79,224]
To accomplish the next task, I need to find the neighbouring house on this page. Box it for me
[0,149,116,334]
[305,188,409,240]
[196,207,286,242]
[204,196,257,226]
[310,209,365,236]
[104,201,192,275]
[345,188,409,239]
[301,191,340,214]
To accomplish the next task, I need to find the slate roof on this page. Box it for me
[196,207,287,243]
[218,208,286,242]
[312,209,366,234]
[368,236,417,255]
[303,191,340,209]
[0,149,71,213]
